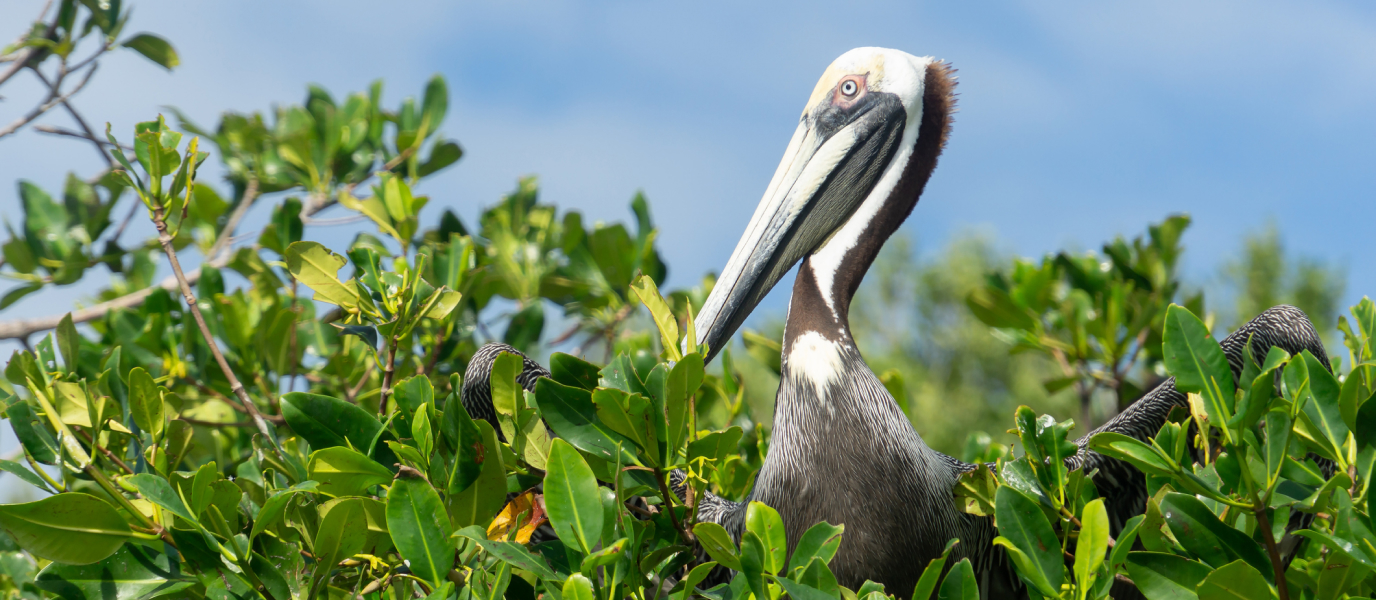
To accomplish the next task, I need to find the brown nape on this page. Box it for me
[825,60,958,322]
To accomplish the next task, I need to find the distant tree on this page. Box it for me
[1223,223,1345,338]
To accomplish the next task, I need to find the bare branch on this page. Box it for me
[29,65,115,169]
[0,0,54,87]
[205,179,260,261]
[33,124,134,150]
[0,178,260,340]
[151,198,276,440]
[0,61,96,139]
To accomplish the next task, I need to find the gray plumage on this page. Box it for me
[458,304,1328,599]
[460,342,550,442]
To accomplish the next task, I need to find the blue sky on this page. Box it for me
[1,0,1374,333]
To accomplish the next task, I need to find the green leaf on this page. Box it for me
[911,539,959,600]
[563,574,595,600]
[412,408,433,466]
[789,522,844,572]
[36,543,196,600]
[994,486,1062,592]
[489,351,523,441]
[387,474,455,589]
[1163,304,1236,436]
[55,314,78,373]
[1263,410,1290,488]
[250,481,318,540]
[745,501,785,575]
[776,575,837,600]
[551,353,603,391]
[455,526,557,580]
[664,353,704,458]
[313,498,367,573]
[1110,515,1144,574]
[1074,498,1109,595]
[1088,431,1178,476]
[992,537,1057,598]
[676,561,719,600]
[0,459,51,493]
[448,420,506,529]
[965,286,1035,330]
[692,522,742,571]
[533,379,638,465]
[1126,552,1211,600]
[121,33,179,70]
[1230,364,1277,431]
[1160,492,1271,580]
[1297,350,1348,465]
[796,557,840,599]
[630,275,681,361]
[593,388,658,465]
[0,284,42,310]
[1195,560,1273,600]
[443,389,484,494]
[544,439,604,554]
[307,446,392,497]
[582,537,628,571]
[280,391,382,452]
[936,558,979,600]
[0,494,131,565]
[127,367,163,439]
[4,398,57,465]
[285,242,362,311]
[420,75,449,135]
[128,474,196,522]
[1356,389,1376,451]
[419,141,463,177]
[739,531,768,600]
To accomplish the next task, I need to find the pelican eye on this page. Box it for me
[841,80,858,96]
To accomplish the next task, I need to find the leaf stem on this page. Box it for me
[379,335,398,416]
[653,467,694,546]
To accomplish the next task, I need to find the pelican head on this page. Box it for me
[694,48,955,363]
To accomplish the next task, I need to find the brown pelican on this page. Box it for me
[463,48,1329,599]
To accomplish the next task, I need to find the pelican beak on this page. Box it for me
[692,71,914,364]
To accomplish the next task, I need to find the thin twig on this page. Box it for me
[654,467,694,546]
[1255,506,1290,600]
[75,427,134,475]
[0,147,406,341]
[30,53,114,167]
[177,417,265,429]
[0,61,96,139]
[0,0,54,87]
[151,202,275,441]
[0,178,260,340]
[205,178,260,262]
[379,338,398,416]
[344,361,375,404]
[33,124,134,150]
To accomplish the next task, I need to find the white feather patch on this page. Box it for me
[810,54,933,316]
[787,331,846,408]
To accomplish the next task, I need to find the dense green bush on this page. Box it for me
[1,3,1374,600]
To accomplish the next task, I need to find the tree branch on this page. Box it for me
[151,201,275,441]
[0,0,54,88]
[0,178,260,340]
[33,124,134,150]
[0,61,96,139]
[29,53,115,168]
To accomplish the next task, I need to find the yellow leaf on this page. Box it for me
[486,491,547,544]
[285,241,362,310]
